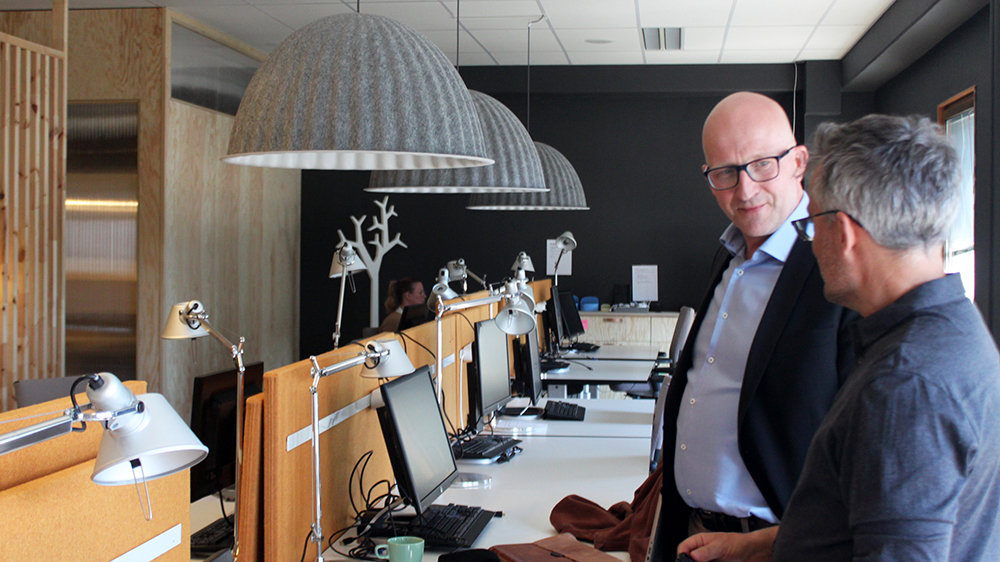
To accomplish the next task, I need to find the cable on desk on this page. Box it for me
[397,330,435,359]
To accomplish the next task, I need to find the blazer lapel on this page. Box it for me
[737,239,816,425]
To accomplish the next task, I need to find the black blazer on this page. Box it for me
[659,239,856,551]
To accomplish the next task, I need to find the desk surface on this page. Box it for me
[493,397,654,439]
[543,359,652,384]
[560,344,661,362]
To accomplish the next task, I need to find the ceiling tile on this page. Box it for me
[730,0,830,27]
[555,28,641,52]
[470,27,563,53]
[682,27,725,51]
[458,1,543,20]
[644,49,722,64]
[823,0,895,26]
[491,50,570,65]
[253,3,354,31]
[351,1,455,30]
[719,49,801,64]
[799,48,847,61]
[637,0,734,28]
[724,26,813,51]
[805,24,866,50]
[541,0,637,29]
[420,29,489,57]
[569,50,645,65]
[454,51,500,66]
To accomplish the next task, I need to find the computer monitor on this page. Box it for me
[558,291,586,341]
[467,319,513,431]
[189,361,265,502]
[512,327,544,405]
[547,286,566,348]
[398,304,433,331]
[376,366,458,514]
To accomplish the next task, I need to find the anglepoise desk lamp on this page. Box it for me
[306,339,414,562]
[161,300,247,562]
[427,267,460,308]
[511,251,535,273]
[329,243,367,348]
[447,258,487,293]
[0,372,208,520]
[553,231,577,286]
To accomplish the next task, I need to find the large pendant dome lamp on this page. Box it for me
[466,142,589,210]
[224,13,493,170]
[367,91,547,193]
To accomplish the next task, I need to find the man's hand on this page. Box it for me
[676,527,778,562]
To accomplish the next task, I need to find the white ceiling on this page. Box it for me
[7,0,896,65]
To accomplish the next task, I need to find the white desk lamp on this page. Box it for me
[447,258,487,293]
[306,339,414,562]
[511,251,535,273]
[161,300,246,562]
[553,231,577,286]
[329,243,367,348]
[427,267,460,309]
[0,372,208,520]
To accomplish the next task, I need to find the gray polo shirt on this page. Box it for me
[773,274,1000,562]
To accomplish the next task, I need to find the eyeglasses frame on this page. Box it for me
[703,146,798,191]
[792,209,866,242]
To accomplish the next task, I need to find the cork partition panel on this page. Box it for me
[0,379,146,491]
[0,459,190,562]
[237,392,265,562]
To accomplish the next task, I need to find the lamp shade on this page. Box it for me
[329,244,366,278]
[466,142,589,210]
[224,13,492,170]
[447,259,468,281]
[511,252,535,272]
[360,339,416,378]
[161,301,209,339]
[367,91,547,193]
[495,298,536,335]
[556,231,578,251]
[92,392,209,485]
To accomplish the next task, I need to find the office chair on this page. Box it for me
[13,376,80,408]
[650,306,695,470]
[611,305,697,400]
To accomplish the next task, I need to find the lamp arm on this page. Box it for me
[434,294,505,403]
[466,269,487,289]
[0,401,145,457]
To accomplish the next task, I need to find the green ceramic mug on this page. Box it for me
[375,536,424,562]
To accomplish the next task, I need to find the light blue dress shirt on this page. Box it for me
[674,193,810,523]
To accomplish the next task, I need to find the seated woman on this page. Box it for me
[378,278,426,333]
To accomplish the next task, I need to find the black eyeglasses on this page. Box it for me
[792,209,866,242]
[703,146,797,191]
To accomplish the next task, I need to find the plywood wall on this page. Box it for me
[0,31,66,411]
[164,98,300,420]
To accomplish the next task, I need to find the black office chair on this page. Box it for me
[650,306,695,470]
[612,306,696,399]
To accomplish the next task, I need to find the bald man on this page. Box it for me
[656,92,856,554]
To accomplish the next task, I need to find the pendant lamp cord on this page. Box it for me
[456,0,461,71]
[526,15,545,133]
[357,0,360,13]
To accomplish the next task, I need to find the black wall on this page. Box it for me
[873,6,994,329]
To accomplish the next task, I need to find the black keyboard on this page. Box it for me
[191,516,234,557]
[452,435,521,460]
[541,359,570,372]
[569,342,601,352]
[543,400,586,421]
[367,503,497,549]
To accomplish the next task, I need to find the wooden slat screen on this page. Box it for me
[0,31,66,412]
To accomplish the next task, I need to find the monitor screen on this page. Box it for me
[398,304,433,331]
[513,327,544,405]
[468,319,513,429]
[189,361,265,503]
[377,366,458,514]
[558,291,586,341]
[547,285,566,347]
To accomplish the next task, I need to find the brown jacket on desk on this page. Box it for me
[550,463,662,562]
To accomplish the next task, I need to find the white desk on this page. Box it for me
[543,360,652,385]
[325,436,649,561]
[494,397,654,439]
[559,344,661,362]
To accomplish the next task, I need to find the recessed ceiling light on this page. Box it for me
[642,27,682,51]
[585,39,613,44]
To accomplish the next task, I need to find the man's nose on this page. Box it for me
[733,169,760,199]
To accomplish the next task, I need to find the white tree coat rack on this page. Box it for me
[337,196,407,326]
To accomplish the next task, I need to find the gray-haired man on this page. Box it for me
[679,115,1000,562]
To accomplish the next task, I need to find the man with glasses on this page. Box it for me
[658,92,856,556]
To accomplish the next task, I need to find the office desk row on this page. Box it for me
[191,398,656,561]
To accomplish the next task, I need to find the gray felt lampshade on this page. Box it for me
[223,13,492,170]
[466,142,589,210]
[366,91,547,193]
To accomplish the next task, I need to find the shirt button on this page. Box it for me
[722,312,728,319]
[707,357,715,364]
[686,489,692,495]
[690,398,696,405]
[737,270,744,276]
[680,444,687,450]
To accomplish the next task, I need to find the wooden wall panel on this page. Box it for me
[0,31,65,412]
[164,98,299,420]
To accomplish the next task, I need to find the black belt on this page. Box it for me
[695,509,775,533]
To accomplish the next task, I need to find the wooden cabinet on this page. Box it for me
[579,311,679,352]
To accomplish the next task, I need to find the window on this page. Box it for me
[938,87,975,300]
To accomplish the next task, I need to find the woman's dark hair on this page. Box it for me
[384,277,419,314]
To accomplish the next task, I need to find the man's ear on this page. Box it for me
[791,145,809,178]
[838,211,860,255]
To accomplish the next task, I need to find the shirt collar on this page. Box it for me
[720,191,809,263]
[850,273,969,355]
